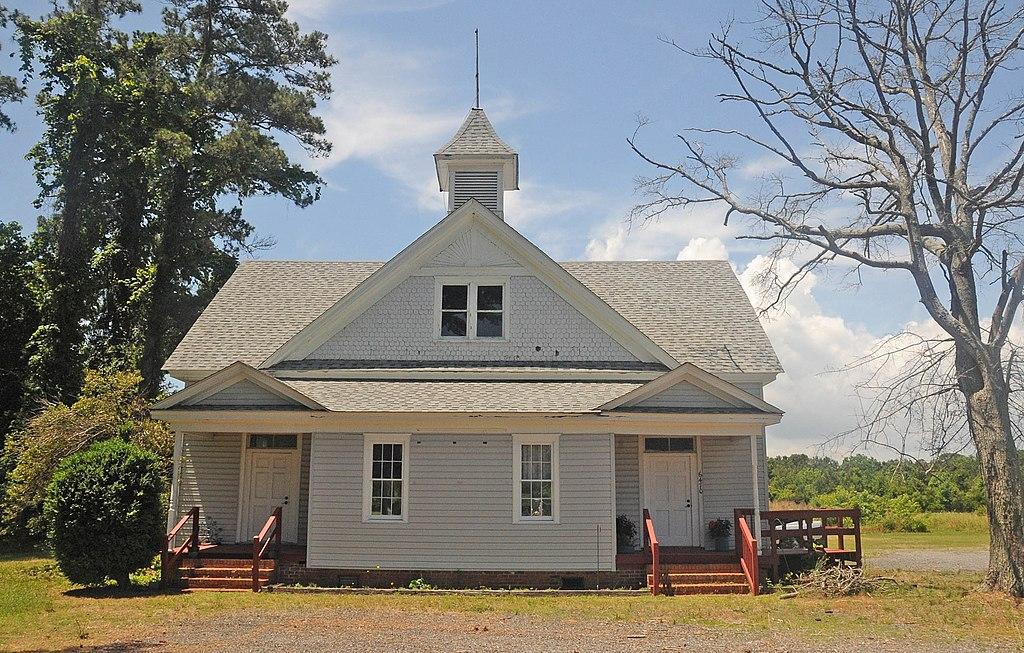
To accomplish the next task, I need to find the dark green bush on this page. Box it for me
[44,439,163,586]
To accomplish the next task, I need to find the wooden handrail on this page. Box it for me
[734,509,759,596]
[161,507,199,588]
[252,506,282,592]
[642,508,660,596]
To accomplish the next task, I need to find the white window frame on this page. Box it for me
[512,434,560,524]
[434,277,509,341]
[362,433,411,523]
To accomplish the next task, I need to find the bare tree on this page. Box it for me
[631,0,1024,596]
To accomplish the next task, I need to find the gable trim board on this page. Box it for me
[597,363,782,415]
[152,361,326,411]
[261,201,678,370]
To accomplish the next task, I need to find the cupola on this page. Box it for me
[434,108,519,218]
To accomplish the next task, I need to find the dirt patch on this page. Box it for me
[84,605,1010,653]
[870,548,988,572]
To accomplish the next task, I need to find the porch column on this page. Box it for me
[750,432,762,553]
[166,430,184,532]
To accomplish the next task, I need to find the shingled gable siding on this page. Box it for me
[306,433,616,571]
[699,433,769,550]
[174,433,242,545]
[630,381,739,410]
[306,275,638,363]
[182,379,300,407]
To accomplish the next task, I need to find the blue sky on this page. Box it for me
[1,0,941,456]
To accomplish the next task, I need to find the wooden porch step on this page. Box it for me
[666,582,750,596]
[181,558,275,570]
[181,566,269,579]
[656,563,743,574]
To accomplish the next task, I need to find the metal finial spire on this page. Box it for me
[474,28,480,109]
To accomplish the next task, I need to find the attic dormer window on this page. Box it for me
[437,280,505,339]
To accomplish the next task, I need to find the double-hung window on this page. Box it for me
[438,280,505,339]
[513,434,559,522]
[362,434,410,522]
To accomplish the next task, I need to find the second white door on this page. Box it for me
[643,454,696,547]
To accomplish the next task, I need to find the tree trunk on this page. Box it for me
[960,360,1024,597]
[140,166,189,396]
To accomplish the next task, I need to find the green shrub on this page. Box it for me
[812,488,928,532]
[2,370,171,539]
[44,439,163,586]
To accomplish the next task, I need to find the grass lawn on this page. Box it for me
[1,546,1021,652]
[861,512,990,552]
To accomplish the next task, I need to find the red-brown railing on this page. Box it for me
[642,508,661,596]
[734,509,760,596]
[252,506,282,592]
[161,507,199,587]
[735,508,862,581]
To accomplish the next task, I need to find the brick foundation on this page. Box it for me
[275,560,645,590]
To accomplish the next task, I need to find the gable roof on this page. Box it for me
[260,201,677,369]
[597,362,782,414]
[152,361,326,410]
[163,259,782,377]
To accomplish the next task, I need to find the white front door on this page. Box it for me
[244,447,300,543]
[643,454,696,547]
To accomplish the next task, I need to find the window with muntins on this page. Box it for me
[439,281,504,339]
[513,435,559,522]
[363,434,410,522]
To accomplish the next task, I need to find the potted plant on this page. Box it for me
[616,514,638,553]
[708,519,732,552]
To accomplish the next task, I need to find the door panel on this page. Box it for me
[643,455,695,546]
[246,451,299,542]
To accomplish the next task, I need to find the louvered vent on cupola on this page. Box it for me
[449,170,502,215]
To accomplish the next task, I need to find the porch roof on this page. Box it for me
[279,379,644,413]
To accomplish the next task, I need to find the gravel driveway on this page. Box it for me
[77,605,1013,653]
[869,548,988,572]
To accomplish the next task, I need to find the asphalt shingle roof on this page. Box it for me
[281,380,643,413]
[434,108,517,157]
[163,260,782,375]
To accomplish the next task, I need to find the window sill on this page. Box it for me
[364,516,408,524]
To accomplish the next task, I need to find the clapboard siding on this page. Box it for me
[632,382,738,409]
[614,434,641,548]
[298,434,311,545]
[699,433,768,549]
[175,433,241,545]
[307,433,615,571]
[183,379,299,407]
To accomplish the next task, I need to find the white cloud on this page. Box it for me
[587,214,956,457]
[584,205,739,260]
[288,0,453,21]
[738,255,880,455]
[676,236,728,260]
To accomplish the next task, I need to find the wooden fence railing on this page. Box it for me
[161,507,199,587]
[252,506,282,592]
[642,508,660,596]
[735,507,863,581]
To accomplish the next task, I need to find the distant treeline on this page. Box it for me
[767,454,990,529]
